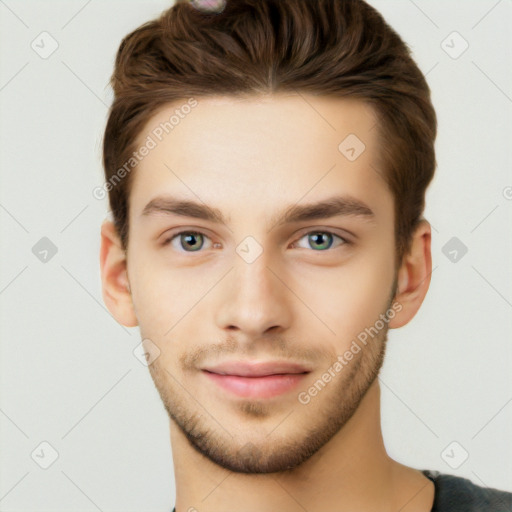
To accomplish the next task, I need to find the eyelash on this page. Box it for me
[161,229,351,253]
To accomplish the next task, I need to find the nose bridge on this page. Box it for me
[215,245,291,336]
[235,249,276,300]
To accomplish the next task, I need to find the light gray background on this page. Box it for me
[1,1,511,511]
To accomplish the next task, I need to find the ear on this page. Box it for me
[388,219,432,329]
[99,220,138,327]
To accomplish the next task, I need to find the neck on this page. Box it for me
[170,380,434,512]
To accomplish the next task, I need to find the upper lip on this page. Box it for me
[202,360,311,377]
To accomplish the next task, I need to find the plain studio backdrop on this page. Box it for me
[0,1,511,511]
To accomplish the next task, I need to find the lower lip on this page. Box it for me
[203,370,309,399]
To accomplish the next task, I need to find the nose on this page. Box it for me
[214,252,292,339]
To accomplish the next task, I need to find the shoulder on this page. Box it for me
[422,469,512,511]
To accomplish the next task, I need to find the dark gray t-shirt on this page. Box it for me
[171,469,512,511]
[423,469,512,511]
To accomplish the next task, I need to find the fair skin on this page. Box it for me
[100,93,434,512]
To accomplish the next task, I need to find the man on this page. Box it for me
[99,0,512,510]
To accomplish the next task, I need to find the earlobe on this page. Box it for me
[388,220,432,329]
[99,220,138,327]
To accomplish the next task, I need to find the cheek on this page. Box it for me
[128,251,215,340]
[127,251,173,333]
[345,261,395,333]
[293,250,394,345]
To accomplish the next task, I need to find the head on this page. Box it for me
[100,0,436,473]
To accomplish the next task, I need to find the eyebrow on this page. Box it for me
[140,195,376,228]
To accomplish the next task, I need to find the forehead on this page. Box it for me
[129,93,391,223]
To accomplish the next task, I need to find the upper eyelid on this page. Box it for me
[294,227,351,241]
[302,231,347,240]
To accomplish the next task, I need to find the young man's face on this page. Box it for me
[102,93,428,473]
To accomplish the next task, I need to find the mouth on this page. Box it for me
[201,360,311,399]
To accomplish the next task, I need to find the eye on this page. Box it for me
[161,229,350,253]
[293,231,349,251]
[163,231,214,252]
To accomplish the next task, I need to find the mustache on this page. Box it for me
[179,336,335,371]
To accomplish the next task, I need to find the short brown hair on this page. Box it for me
[103,0,437,267]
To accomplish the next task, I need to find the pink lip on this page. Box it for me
[202,360,311,399]
[203,371,308,398]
